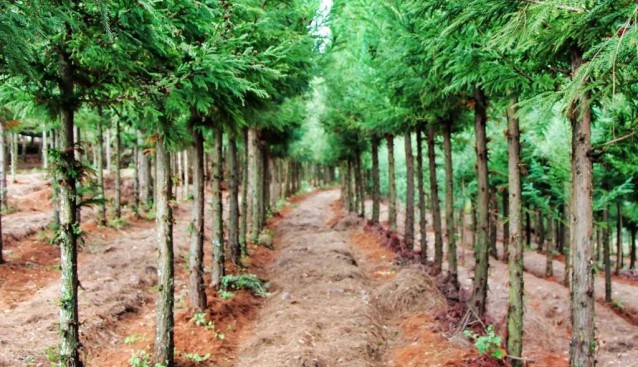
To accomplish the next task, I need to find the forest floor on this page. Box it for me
[1,167,638,366]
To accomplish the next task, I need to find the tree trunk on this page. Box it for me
[211,124,224,289]
[51,130,60,229]
[629,227,636,270]
[10,132,17,183]
[356,151,365,216]
[114,119,121,219]
[537,210,545,251]
[371,137,380,224]
[0,122,5,264]
[470,87,490,319]
[546,216,555,278]
[152,134,174,367]
[21,133,27,162]
[58,44,83,366]
[417,127,428,261]
[42,126,48,169]
[183,149,189,201]
[346,159,354,212]
[505,95,524,367]
[96,112,106,226]
[105,128,111,173]
[247,129,257,241]
[603,206,611,302]
[616,202,623,275]
[387,135,397,231]
[502,189,509,261]
[442,120,458,288]
[176,151,183,201]
[563,182,571,287]
[404,132,415,249]
[188,121,206,311]
[525,210,531,248]
[240,128,249,255]
[228,135,240,266]
[132,132,140,218]
[568,47,595,367]
[427,125,444,273]
[489,189,498,259]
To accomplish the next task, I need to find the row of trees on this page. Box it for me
[0,1,329,366]
[318,1,638,367]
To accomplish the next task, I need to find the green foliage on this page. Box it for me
[221,274,270,298]
[464,325,504,360]
[184,353,210,363]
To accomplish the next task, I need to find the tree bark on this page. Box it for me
[546,216,555,278]
[42,126,48,169]
[502,189,510,261]
[525,210,531,248]
[188,121,206,311]
[536,210,545,251]
[371,137,380,223]
[427,125,444,273]
[417,127,428,261]
[356,151,365,216]
[152,134,174,367]
[240,128,249,255]
[0,121,5,264]
[387,135,397,231]
[211,123,224,289]
[563,183,571,287]
[132,132,140,218]
[228,134,240,266]
[568,47,595,367]
[603,206,611,302]
[442,120,458,288]
[616,202,623,275]
[346,159,354,212]
[105,128,111,173]
[505,95,524,366]
[489,189,498,259]
[404,132,415,249]
[630,227,636,270]
[114,119,121,219]
[58,44,83,366]
[10,132,17,183]
[96,111,106,225]
[470,87,490,319]
[183,149,189,201]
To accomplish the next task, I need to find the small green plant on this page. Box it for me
[124,333,143,345]
[108,217,127,229]
[218,289,235,300]
[184,352,210,363]
[44,345,61,364]
[221,274,270,298]
[190,312,225,339]
[128,350,151,367]
[464,324,504,359]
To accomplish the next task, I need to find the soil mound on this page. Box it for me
[372,265,446,316]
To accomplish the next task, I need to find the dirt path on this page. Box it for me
[235,190,387,367]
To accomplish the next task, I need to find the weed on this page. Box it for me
[221,274,270,298]
[218,289,235,300]
[44,345,61,363]
[108,217,127,229]
[184,352,210,363]
[464,324,504,359]
[124,333,144,345]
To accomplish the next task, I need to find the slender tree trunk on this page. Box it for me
[525,210,531,248]
[240,128,249,255]
[630,227,636,270]
[21,133,27,162]
[470,87,490,319]
[569,47,595,367]
[505,95,524,367]
[537,210,545,251]
[346,159,354,212]
[417,128,428,261]
[404,132,415,249]
[105,128,111,173]
[176,151,183,201]
[387,135,397,231]
[247,129,256,241]
[58,44,83,367]
[51,130,60,229]
[11,132,17,183]
[211,124,224,289]
[188,121,206,311]
[183,149,189,201]
[546,216,555,278]
[152,134,174,367]
[427,125,444,273]
[489,189,498,259]
[42,126,48,169]
[228,135,240,266]
[96,113,106,226]
[603,206,611,302]
[371,137,380,224]
[132,133,140,218]
[356,151,365,216]
[114,119,121,219]
[502,189,510,261]
[0,121,5,264]
[563,183,571,287]
[442,120,458,288]
[616,202,623,275]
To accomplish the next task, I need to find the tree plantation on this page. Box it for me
[1,1,638,367]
